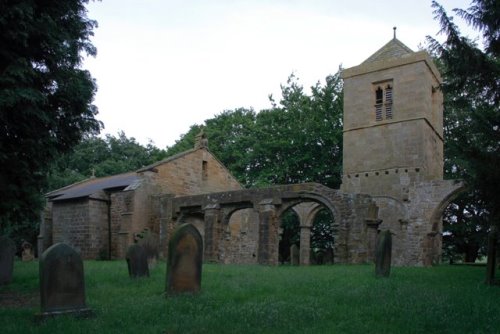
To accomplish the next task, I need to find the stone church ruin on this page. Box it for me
[39,36,464,266]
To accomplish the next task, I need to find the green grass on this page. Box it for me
[1,261,499,333]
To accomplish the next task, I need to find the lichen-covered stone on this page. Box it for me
[166,224,203,295]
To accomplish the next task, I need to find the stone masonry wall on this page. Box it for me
[154,149,241,196]
[52,198,89,256]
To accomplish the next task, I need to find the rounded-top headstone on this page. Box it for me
[39,243,91,315]
[166,223,203,295]
[0,236,16,285]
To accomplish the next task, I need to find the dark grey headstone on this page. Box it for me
[0,236,16,285]
[37,243,92,319]
[485,229,497,285]
[290,244,299,265]
[375,230,392,277]
[324,248,334,265]
[166,223,203,295]
[126,244,149,278]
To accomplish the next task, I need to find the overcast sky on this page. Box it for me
[83,0,475,149]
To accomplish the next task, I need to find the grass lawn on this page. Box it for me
[1,261,499,333]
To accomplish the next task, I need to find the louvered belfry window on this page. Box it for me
[375,87,383,121]
[385,84,393,119]
[374,81,393,121]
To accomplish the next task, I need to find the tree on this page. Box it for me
[165,69,344,190]
[47,132,168,192]
[442,191,489,263]
[428,0,500,222]
[0,1,101,239]
[428,1,499,268]
[248,70,344,188]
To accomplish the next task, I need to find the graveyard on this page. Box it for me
[1,259,500,333]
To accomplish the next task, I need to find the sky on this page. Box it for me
[82,0,475,149]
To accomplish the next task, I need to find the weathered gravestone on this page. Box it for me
[0,236,16,285]
[290,244,300,265]
[37,243,92,320]
[324,248,334,265]
[22,240,34,262]
[485,228,498,285]
[166,223,203,295]
[126,244,149,278]
[375,230,392,277]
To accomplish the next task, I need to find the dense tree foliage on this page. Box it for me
[166,70,344,189]
[429,0,500,262]
[0,1,101,239]
[46,132,168,192]
[429,0,500,219]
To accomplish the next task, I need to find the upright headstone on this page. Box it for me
[290,244,300,265]
[375,230,392,277]
[22,240,34,262]
[37,243,92,320]
[166,223,203,295]
[324,247,334,265]
[485,229,497,285]
[126,244,149,278]
[0,236,16,285]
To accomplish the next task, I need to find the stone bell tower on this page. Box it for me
[341,32,444,200]
[341,31,464,266]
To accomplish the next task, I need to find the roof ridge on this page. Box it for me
[362,38,414,64]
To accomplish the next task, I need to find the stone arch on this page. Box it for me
[278,192,343,230]
[424,182,468,265]
[176,212,205,253]
[429,183,468,233]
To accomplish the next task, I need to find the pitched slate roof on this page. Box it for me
[47,172,139,202]
[362,38,413,64]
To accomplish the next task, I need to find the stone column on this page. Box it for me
[299,225,311,265]
[257,199,279,265]
[203,204,221,263]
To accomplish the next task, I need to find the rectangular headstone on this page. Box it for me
[36,243,92,320]
[126,244,149,278]
[375,230,392,277]
[166,223,203,295]
[0,236,16,285]
[290,244,300,265]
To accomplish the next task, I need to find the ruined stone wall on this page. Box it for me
[221,209,259,264]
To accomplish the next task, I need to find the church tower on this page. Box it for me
[341,33,444,200]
